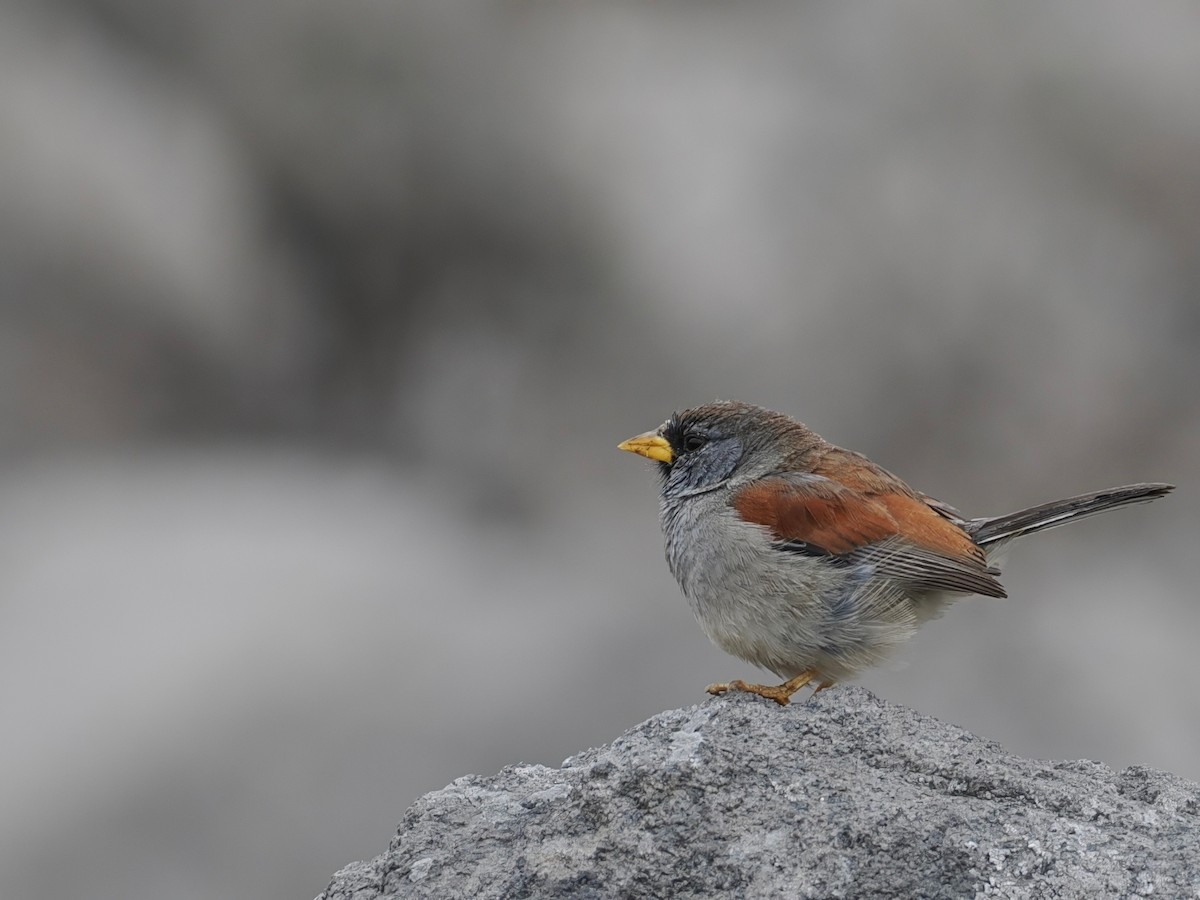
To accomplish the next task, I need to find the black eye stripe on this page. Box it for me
[663,416,710,455]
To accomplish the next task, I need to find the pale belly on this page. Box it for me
[661,496,923,682]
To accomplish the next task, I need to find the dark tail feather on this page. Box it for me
[968,483,1174,547]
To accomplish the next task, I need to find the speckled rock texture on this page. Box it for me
[316,687,1200,899]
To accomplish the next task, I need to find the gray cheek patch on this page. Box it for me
[666,437,744,497]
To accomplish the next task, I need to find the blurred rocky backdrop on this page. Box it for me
[0,2,1196,899]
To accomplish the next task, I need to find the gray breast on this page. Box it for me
[658,489,920,681]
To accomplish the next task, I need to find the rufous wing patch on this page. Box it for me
[733,473,1003,596]
[811,448,987,565]
[732,479,898,555]
[874,492,987,565]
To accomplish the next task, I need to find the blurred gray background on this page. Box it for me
[1,1,1197,898]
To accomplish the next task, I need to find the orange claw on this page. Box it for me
[706,670,817,706]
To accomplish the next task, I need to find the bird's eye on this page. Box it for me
[682,433,707,452]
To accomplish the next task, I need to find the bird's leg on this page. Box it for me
[812,680,836,695]
[706,670,816,706]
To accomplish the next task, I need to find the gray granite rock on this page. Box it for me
[316,687,1200,899]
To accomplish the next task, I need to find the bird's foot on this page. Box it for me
[706,670,818,706]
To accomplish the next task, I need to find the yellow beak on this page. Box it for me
[618,431,674,464]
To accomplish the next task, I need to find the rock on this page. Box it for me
[316,687,1200,899]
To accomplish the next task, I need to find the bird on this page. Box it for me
[618,400,1173,705]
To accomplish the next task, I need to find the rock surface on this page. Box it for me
[316,688,1200,899]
